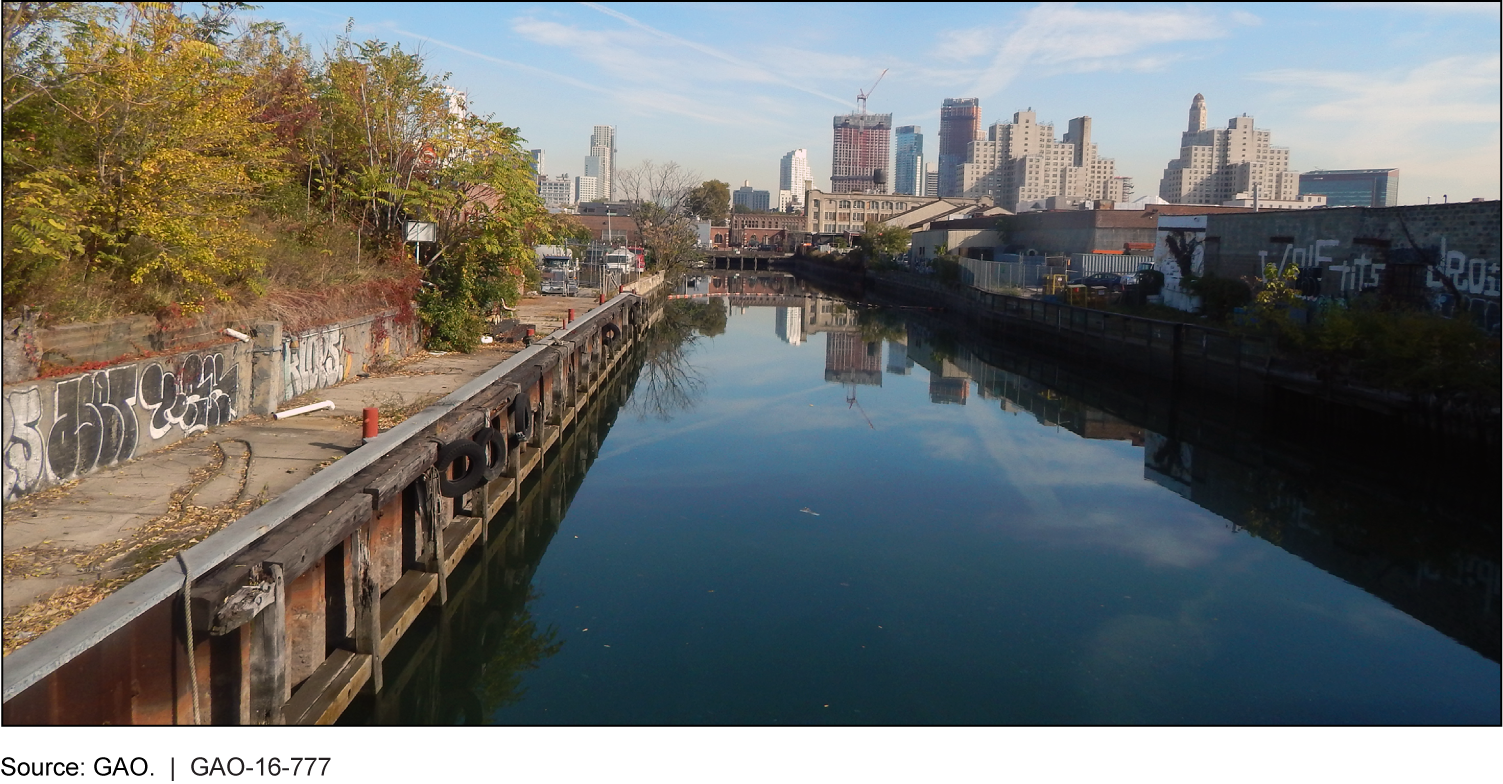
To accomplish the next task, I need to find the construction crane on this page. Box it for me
[856,68,887,114]
[846,384,875,430]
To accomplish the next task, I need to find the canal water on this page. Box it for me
[344,274,1500,725]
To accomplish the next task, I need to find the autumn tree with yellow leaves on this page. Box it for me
[3,2,565,351]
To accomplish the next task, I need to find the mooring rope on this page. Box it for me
[177,552,202,726]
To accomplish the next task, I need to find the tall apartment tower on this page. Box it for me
[529,149,545,181]
[589,125,615,200]
[958,109,1123,210]
[938,98,982,197]
[831,110,892,194]
[1159,94,1297,204]
[924,162,938,198]
[779,149,810,209]
[893,126,924,196]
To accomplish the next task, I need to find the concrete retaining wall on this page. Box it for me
[2,308,420,504]
[3,341,252,503]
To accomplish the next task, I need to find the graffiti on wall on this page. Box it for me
[1252,235,1499,329]
[2,351,240,502]
[285,327,347,401]
[2,387,45,501]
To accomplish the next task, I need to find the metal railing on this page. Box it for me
[577,263,641,293]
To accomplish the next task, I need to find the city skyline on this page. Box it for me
[250,2,1498,203]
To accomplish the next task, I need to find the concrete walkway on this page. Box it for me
[1,294,606,634]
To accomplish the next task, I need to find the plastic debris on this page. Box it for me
[800,507,820,516]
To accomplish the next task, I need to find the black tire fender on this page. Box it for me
[472,426,507,482]
[601,322,620,344]
[512,401,533,446]
[435,438,487,497]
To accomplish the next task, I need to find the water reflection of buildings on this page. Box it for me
[824,332,882,385]
[886,340,913,376]
[899,318,1497,662]
[775,307,804,345]
[1142,428,1499,661]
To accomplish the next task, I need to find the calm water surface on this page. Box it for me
[345,278,1500,725]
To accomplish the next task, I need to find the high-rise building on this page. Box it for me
[893,126,924,196]
[539,174,572,208]
[1159,94,1298,204]
[939,98,982,197]
[1299,169,1400,207]
[529,149,545,181]
[924,163,938,198]
[575,175,600,204]
[958,109,1123,211]
[732,181,771,212]
[831,110,892,194]
[779,149,810,209]
[589,125,615,200]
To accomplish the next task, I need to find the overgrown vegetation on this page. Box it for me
[3,2,567,350]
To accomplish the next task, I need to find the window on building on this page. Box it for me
[839,200,851,208]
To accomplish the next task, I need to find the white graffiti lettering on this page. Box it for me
[2,387,46,502]
[285,327,346,401]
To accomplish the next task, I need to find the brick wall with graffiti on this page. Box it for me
[2,307,420,503]
[1192,201,1500,330]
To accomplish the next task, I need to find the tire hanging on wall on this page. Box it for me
[512,400,533,447]
[472,426,507,482]
[601,322,620,345]
[435,438,487,498]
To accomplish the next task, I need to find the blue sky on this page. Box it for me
[256,2,1500,204]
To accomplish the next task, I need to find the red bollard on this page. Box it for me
[362,407,379,439]
[598,293,605,305]
[567,308,575,323]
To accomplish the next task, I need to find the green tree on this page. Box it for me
[409,116,561,351]
[685,179,729,223]
[857,220,911,263]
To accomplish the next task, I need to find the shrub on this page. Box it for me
[1188,275,1251,322]
[931,256,962,285]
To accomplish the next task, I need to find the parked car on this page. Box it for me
[1078,272,1126,292]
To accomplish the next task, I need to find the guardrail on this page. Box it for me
[3,293,652,724]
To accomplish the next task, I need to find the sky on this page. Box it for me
[252,2,1501,204]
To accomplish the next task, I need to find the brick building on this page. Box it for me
[728,212,805,249]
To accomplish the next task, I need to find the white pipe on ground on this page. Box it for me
[224,328,252,342]
[274,400,335,420]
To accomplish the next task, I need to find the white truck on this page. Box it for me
[536,245,579,296]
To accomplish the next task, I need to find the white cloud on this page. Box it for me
[1231,10,1263,26]
[1253,55,1499,127]
[962,4,1225,97]
[1327,1,1501,14]
[1251,55,1500,199]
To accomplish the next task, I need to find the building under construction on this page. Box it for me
[831,71,892,195]
[831,112,892,194]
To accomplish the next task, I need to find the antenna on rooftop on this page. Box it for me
[856,69,887,114]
